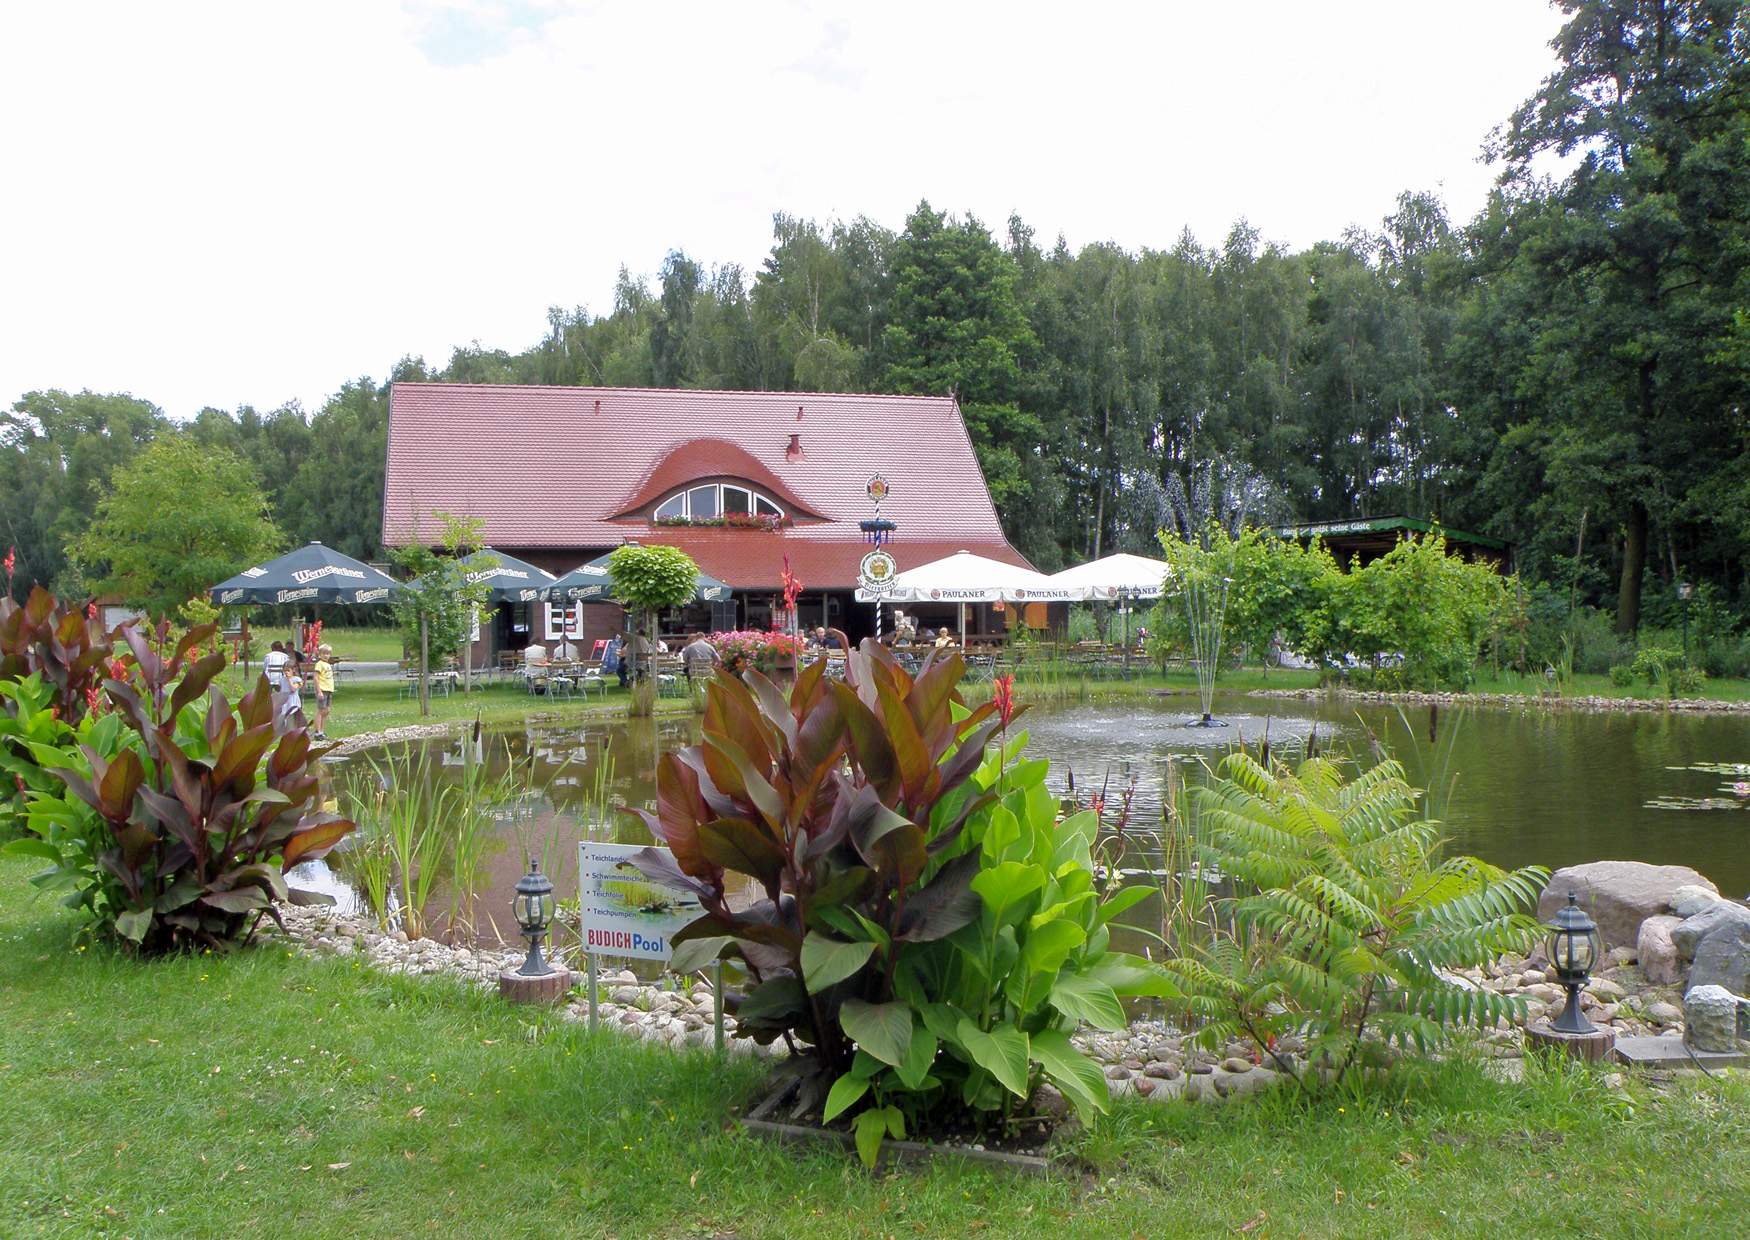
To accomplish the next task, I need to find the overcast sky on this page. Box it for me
[1,1,1569,420]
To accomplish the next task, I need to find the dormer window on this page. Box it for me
[653,482,785,521]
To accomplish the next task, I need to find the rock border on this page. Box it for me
[1246,685,1750,717]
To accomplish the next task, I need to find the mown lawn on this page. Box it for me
[1,857,1746,1238]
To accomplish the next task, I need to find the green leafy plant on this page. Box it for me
[624,641,1171,1165]
[5,619,353,951]
[1165,752,1546,1088]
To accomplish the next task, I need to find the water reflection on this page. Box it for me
[311,692,1750,938]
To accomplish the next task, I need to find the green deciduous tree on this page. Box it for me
[69,436,281,619]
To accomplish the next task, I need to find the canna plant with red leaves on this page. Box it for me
[4,616,352,951]
[624,639,1171,1160]
[0,585,116,724]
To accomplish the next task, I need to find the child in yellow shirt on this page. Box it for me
[313,645,336,739]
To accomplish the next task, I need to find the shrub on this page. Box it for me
[624,642,1169,1163]
[4,619,352,951]
[1165,753,1546,1086]
[1608,663,1635,688]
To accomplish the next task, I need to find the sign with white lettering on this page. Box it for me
[577,841,700,962]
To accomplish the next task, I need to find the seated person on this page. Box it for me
[681,633,720,680]
[893,610,918,642]
[934,626,955,650]
[552,635,578,661]
[521,642,548,668]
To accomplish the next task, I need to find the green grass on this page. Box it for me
[248,627,407,664]
[3,855,1748,1238]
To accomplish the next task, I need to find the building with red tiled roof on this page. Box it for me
[382,382,1032,650]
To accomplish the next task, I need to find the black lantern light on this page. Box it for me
[513,857,556,977]
[1545,892,1600,1034]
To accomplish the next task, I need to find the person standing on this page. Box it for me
[279,651,306,729]
[312,644,335,739]
[603,632,627,688]
[263,640,289,693]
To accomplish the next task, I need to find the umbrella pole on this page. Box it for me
[1123,593,1131,677]
[958,602,965,649]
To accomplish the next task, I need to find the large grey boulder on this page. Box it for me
[1687,920,1750,997]
[1670,884,1725,919]
[1684,985,1742,1053]
[1671,901,1750,962]
[1637,914,1685,985]
[1537,862,1719,951]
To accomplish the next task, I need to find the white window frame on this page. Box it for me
[652,482,786,520]
[545,604,582,641]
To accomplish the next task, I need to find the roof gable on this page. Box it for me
[381,383,1014,555]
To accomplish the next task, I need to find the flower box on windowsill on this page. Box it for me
[652,514,787,532]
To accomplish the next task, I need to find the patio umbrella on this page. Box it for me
[857,550,1067,604]
[454,548,558,603]
[1043,551,1172,665]
[543,551,732,605]
[1042,552,1172,601]
[209,541,402,606]
[858,549,1068,647]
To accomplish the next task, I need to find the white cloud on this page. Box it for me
[0,0,1567,418]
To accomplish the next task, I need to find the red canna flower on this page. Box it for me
[14,774,24,796]
[992,674,1016,730]
[84,684,102,716]
[2,546,13,585]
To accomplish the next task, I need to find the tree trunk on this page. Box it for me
[418,614,430,717]
[1616,501,1648,635]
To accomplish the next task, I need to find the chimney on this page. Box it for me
[786,433,804,462]
[797,404,805,420]
[594,398,602,415]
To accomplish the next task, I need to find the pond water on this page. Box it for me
[303,692,1750,937]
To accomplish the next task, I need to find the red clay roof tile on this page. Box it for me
[382,383,1028,588]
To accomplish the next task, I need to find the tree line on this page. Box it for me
[3,1,1744,636]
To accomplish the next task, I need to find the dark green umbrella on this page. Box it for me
[209,542,401,606]
[543,552,730,604]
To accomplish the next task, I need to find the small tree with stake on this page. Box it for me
[389,513,492,717]
[606,545,698,717]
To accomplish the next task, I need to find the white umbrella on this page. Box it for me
[1042,552,1172,601]
[858,549,1070,647]
[856,550,1069,603]
[1045,552,1173,665]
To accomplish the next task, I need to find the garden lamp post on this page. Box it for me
[1546,893,1600,1035]
[1677,580,1693,657]
[513,857,556,978]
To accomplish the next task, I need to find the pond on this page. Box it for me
[301,692,1750,937]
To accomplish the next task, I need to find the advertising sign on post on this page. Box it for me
[577,840,725,1052]
[577,840,698,961]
